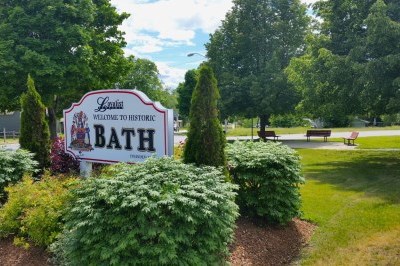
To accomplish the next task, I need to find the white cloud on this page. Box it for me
[112,0,232,52]
[110,0,318,88]
[156,62,187,89]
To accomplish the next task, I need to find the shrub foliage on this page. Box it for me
[19,75,50,169]
[0,174,78,246]
[226,141,304,224]
[0,148,38,202]
[50,136,79,175]
[52,157,238,265]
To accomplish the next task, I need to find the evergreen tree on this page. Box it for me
[183,64,226,169]
[20,75,50,169]
[177,69,198,121]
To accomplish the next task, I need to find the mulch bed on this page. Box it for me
[229,217,316,265]
[0,218,315,266]
[0,237,51,266]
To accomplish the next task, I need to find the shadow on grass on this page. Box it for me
[300,150,400,204]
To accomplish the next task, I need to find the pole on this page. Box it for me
[80,161,93,178]
[251,119,254,141]
[3,128,5,143]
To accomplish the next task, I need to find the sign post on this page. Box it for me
[63,90,174,177]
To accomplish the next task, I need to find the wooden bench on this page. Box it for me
[305,130,331,142]
[257,130,280,141]
[343,131,359,146]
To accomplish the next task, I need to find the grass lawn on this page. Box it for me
[355,136,400,149]
[317,136,400,149]
[298,149,400,265]
[226,126,400,136]
[0,138,19,144]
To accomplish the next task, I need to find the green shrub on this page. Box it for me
[226,141,304,224]
[174,140,185,160]
[269,114,304,127]
[0,148,38,202]
[52,157,238,265]
[381,114,400,126]
[0,174,78,246]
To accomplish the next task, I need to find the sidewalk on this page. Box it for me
[175,129,400,149]
[2,129,399,151]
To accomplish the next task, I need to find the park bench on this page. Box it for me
[343,131,359,146]
[257,130,280,141]
[305,130,331,142]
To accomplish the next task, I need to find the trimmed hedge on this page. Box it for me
[226,141,304,224]
[52,157,238,265]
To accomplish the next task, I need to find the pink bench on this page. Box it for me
[343,132,359,145]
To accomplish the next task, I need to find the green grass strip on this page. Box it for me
[298,149,400,265]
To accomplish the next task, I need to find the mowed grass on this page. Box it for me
[356,135,400,149]
[298,149,400,265]
[0,138,19,144]
[323,136,400,149]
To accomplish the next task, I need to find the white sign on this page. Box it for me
[63,90,173,163]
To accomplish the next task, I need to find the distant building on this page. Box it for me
[0,111,21,132]
[351,118,370,128]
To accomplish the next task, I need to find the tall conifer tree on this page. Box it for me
[20,75,50,169]
[183,64,226,169]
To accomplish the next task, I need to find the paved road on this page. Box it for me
[175,129,400,150]
[176,129,400,143]
[2,129,399,151]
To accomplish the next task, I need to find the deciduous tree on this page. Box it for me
[116,56,177,109]
[287,0,400,125]
[206,0,309,131]
[176,69,198,121]
[0,0,130,137]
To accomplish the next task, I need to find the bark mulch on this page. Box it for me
[0,218,315,266]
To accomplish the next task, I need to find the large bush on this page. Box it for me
[50,136,80,175]
[269,114,304,128]
[0,148,38,202]
[52,157,238,265]
[226,141,304,224]
[0,174,78,246]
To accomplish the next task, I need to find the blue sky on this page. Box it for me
[110,0,317,89]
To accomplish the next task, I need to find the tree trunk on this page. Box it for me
[259,114,269,133]
[48,107,57,139]
[48,95,59,139]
